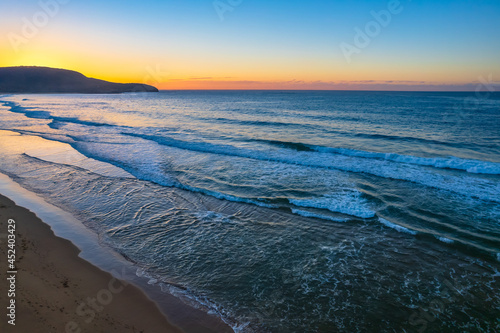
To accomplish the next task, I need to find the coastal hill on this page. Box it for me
[0,66,158,93]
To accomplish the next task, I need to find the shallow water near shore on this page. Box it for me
[0,91,499,332]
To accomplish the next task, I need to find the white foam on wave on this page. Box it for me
[313,146,500,175]
[290,192,375,219]
[181,184,277,209]
[232,322,252,333]
[434,235,454,244]
[291,209,348,222]
[378,218,417,235]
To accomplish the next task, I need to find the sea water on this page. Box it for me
[0,91,499,332]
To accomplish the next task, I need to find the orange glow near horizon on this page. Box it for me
[0,34,497,91]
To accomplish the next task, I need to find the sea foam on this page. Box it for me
[378,218,417,235]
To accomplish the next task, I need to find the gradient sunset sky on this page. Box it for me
[1,0,499,90]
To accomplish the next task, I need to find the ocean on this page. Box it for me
[0,91,499,332]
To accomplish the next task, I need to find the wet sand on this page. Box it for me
[0,193,183,333]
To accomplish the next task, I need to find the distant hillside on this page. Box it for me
[0,66,158,93]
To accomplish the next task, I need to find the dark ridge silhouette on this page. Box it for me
[0,66,159,93]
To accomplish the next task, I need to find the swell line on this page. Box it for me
[256,139,500,175]
[122,132,500,203]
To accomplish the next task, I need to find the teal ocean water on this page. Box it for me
[0,91,499,332]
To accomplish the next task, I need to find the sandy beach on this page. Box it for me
[0,193,183,333]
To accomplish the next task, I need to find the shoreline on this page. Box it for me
[0,174,233,333]
[0,192,182,333]
[0,130,234,333]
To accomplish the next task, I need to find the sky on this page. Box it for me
[0,0,499,90]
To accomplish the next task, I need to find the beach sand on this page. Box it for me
[0,193,183,333]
